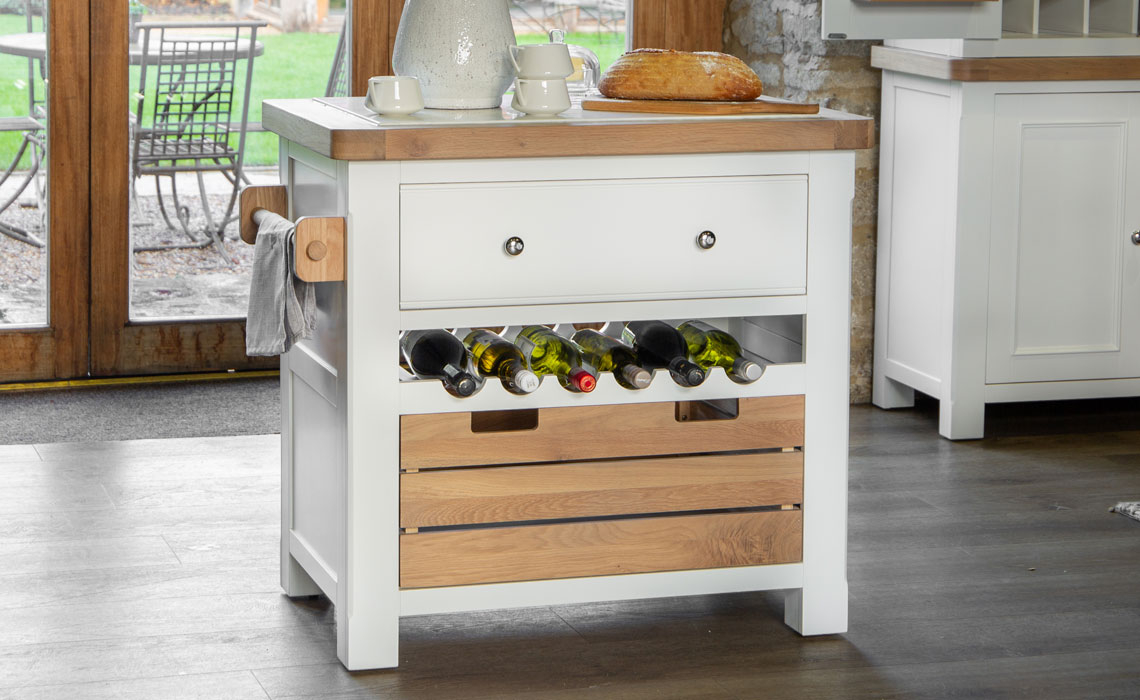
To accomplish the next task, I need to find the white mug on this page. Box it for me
[511,78,571,117]
[365,75,425,116]
[508,43,574,80]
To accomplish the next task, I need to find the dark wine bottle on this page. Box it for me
[622,320,706,387]
[400,329,482,398]
[463,329,540,394]
[571,328,652,390]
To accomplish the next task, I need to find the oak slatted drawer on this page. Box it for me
[400,510,803,588]
[400,395,805,469]
[398,395,805,589]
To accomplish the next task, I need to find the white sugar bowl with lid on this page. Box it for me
[391,0,517,110]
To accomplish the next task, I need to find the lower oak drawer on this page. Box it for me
[399,510,803,588]
[400,395,805,470]
[400,451,803,529]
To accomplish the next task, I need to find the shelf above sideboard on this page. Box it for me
[871,44,1140,80]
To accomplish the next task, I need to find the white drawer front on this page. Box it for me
[399,176,808,309]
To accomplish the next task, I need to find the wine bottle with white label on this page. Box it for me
[463,329,541,395]
[622,320,706,387]
[678,320,769,384]
[571,328,652,390]
[514,325,597,393]
[400,329,482,398]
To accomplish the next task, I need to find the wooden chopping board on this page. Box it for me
[581,96,820,116]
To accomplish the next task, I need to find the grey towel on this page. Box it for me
[245,212,317,356]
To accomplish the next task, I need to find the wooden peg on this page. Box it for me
[306,240,328,262]
[295,217,346,283]
[239,184,287,244]
[402,527,419,535]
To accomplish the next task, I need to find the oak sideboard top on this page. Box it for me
[262,96,874,161]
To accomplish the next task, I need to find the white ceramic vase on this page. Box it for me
[392,0,517,110]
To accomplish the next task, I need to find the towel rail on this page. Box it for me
[239,184,346,283]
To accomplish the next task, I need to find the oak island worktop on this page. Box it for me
[259,97,872,670]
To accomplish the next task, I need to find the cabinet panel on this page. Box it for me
[988,92,1140,383]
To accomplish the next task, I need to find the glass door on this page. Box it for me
[89,0,347,376]
[0,0,88,381]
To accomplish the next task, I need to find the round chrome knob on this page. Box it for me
[504,236,525,256]
[696,230,716,250]
[1132,231,1140,246]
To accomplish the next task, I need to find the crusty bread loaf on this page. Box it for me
[598,49,763,101]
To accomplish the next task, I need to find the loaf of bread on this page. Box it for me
[598,49,763,101]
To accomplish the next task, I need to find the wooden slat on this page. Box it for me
[400,396,804,469]
[871,45,1140,82]
[664,0,727,52]
[400,510,803,588]
[400,451,803,528]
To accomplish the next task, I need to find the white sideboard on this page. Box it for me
[260,97,871,670]
[872,43,1140,439]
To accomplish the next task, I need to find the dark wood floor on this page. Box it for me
[1,397,1139,699]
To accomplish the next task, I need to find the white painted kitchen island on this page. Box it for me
[258,97,872,670]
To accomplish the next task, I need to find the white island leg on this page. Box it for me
[338,161,403,670]
[786,151,852,636]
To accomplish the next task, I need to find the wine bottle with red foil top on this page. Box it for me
[463,329,541,395]
[622,320,706,387]
[571,328,652,390]
[514,325,597,393]
[400,329,482,398]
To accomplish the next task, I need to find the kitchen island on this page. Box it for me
[256,97,872,670]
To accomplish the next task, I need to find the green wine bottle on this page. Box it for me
[514,325,597,393]
[571,328,652,390]
[463,329,540,395]
[678,320,768,384]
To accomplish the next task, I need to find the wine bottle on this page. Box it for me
[400,329,482,398]
[678,320,768,384]
[622,320,706,387]
[463,329,540,395]
[571,328,652,390]
[514,325,597,393]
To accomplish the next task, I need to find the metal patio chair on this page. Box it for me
[131,20,265,261]
[0,0,47,247]
[325,21,349,98]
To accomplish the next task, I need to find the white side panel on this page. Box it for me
[882,78,953,389]
[290,366,341,582]
[988,91,1140,383]
[822,0,1001,40]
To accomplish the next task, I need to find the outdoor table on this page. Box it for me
[0,32,264,63]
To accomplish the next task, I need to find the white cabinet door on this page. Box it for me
[987,91,1140,383]
[822,0,1001,40]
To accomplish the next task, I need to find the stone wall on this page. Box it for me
[723,0,881,403]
